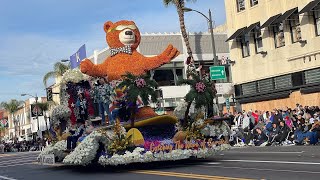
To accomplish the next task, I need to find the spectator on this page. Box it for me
[305,119,320,145]
[267,123,279,145]
[253,128,268,146]
[273,121,290,144]
[0,141,4,154]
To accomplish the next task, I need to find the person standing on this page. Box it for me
[76,92,88,123]
[97,77,113,125]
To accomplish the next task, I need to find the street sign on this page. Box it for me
[225,98,230,110]
[210,66,226,80]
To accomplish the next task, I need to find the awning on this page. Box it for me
[225,27,247,42]
[274,7,298,24]
[260,13,282,29]
[299,0,320,14]
[243,22,260,34]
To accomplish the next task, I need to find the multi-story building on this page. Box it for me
[225,0,320,111]
[6,97,49,142]
[87,31,231,111]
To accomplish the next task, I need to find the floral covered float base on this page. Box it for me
[38,115,231,166]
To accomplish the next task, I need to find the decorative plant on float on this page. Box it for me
[118,72,158,127]
[107,119,132,155]
[178,73,215,128]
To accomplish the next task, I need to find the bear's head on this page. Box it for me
[104,20,141,50]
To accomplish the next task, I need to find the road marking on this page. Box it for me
[226,151,304,154]
[216,160,320,165]
[199,165,320,174]
[133,170,253,180]
[0,162,34,168]
[0,159,36,166]
[0,154,14,157]
[0,175,17,180]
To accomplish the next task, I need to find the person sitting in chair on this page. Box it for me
[65,121,84,152]
[78,120,94,142]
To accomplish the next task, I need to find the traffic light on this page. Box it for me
[46,88,53,101]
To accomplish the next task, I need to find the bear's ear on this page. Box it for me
[104,21,113,33]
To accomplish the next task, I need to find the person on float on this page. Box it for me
[65,121,85,152]
[76,92,88,123]
[78,120,94,142]
[97,76,113,125]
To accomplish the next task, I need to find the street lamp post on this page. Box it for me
[21,93,40,138]
[183,7,221,116]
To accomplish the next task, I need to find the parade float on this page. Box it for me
[38,20,231,166]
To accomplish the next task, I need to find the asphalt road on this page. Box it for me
[1,145,320,180]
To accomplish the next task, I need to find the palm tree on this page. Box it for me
[178,74,215,127]
[163,0,196,60]
[1,99,24,141]
[118,73,158,127]
[43,62,70,87]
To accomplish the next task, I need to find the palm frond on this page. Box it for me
[43,71,57,87]
[54,62,69,76]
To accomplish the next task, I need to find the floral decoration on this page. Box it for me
[61,69,90,84]
[63,131,111,166]
[38,140,67,162]
[195,82,206,93]
[51,105,71,126]
[98,144,231,166]
[135,78,146,88]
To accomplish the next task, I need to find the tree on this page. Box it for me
[1,99,24,141]
[178,74,215,128]
[43,62,70,87]
[118,73,158,127]
[163,0,196,60]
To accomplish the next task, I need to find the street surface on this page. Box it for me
[1,146,320,180]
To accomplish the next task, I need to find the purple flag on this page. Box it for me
[70,44,87,69]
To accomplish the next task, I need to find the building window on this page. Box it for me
[153,68,183,86]
[240,34,250,57]
[237,0,246,12]
[254,28,263,53]
[314,5,320,36]
[250,0,258,7]
[273,23,285,48]
[289,13,301,43]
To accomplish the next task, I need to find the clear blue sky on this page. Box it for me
[0,0,226,103]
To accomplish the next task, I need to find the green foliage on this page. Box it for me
[43,61,70,87]
[1,99,23,114]
[178,74,215,109]
[118,72,158,106]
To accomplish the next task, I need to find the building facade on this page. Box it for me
[225,0,320,111]
[5,97,50,142]
[87,31,231,111]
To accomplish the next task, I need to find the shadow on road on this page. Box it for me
[45,159,218,174]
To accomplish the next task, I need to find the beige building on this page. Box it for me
[225,0,320,111]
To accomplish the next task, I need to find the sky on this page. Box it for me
[0,0,226,103]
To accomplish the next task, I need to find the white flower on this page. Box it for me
[61,69,90,84]
[38,140,67,162]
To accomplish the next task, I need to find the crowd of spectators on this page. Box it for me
[229,104,320,147]
[0,138,47,153]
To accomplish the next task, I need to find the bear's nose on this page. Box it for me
[125,30,133,35]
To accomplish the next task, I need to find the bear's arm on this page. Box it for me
[80,58,109,77]
[136,44,179,70]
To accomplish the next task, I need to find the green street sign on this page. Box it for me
[210,66,226,80]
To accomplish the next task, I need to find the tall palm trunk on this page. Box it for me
[174,0,193,61]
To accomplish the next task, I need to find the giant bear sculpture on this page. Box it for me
[80,20,180,81]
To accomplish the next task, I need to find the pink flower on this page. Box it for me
[195,82,206,93]
[135,78,146,88]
